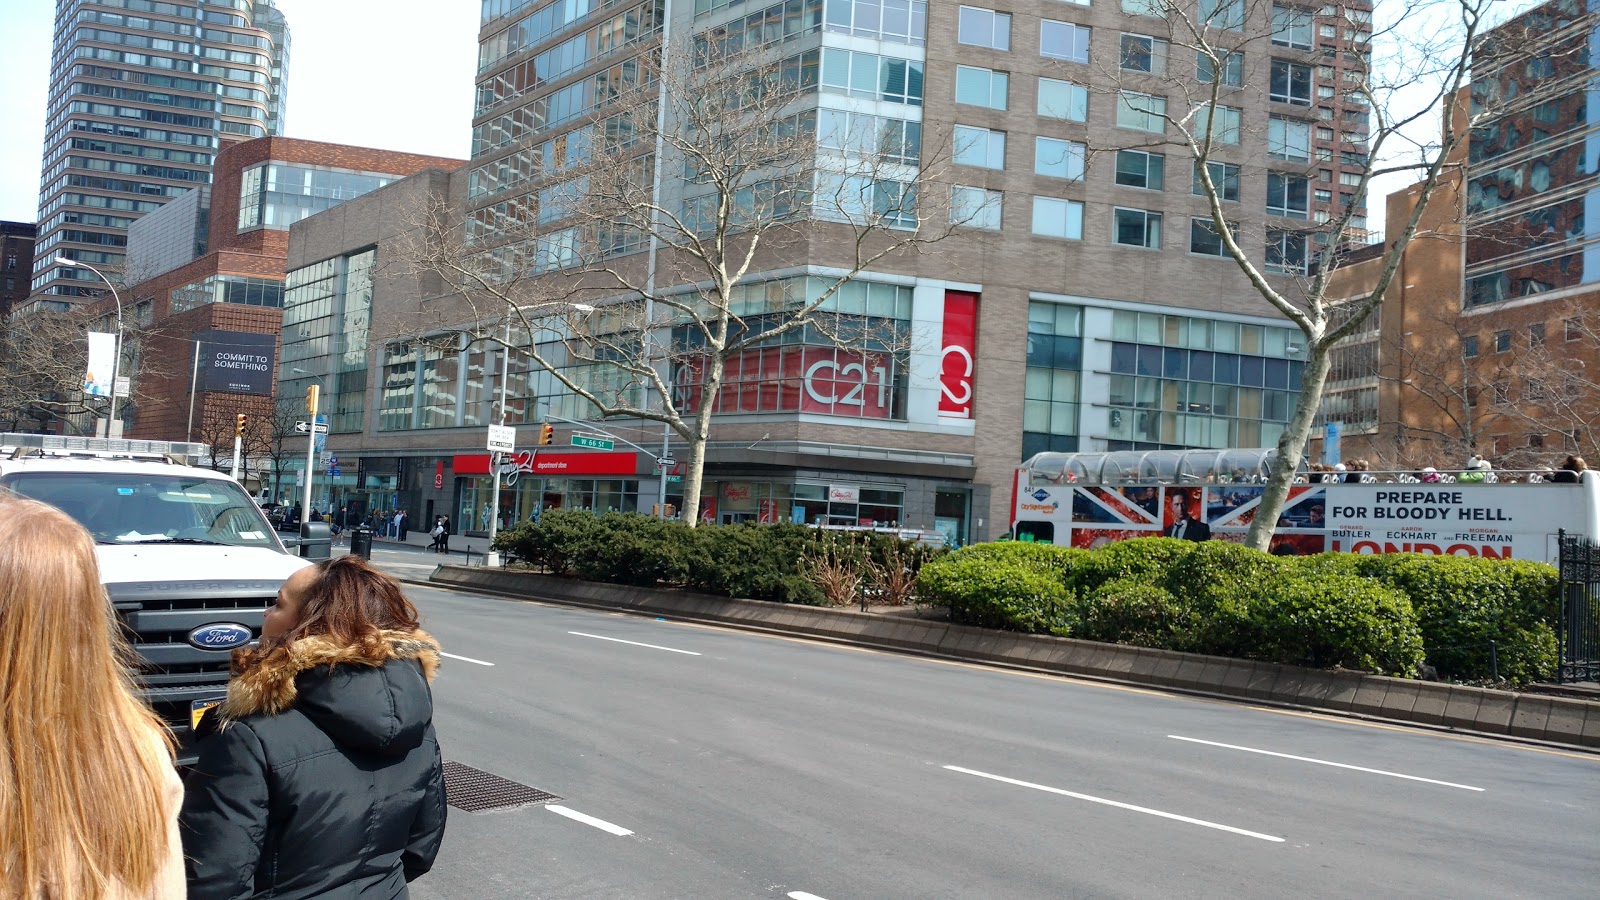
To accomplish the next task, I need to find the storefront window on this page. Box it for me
[458,475,641,534]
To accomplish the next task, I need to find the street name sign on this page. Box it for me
[571,434,614,450]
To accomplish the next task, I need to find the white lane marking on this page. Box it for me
[1168,735,1486,792]
[943,765,1284,843]
[568,631,701,656]
[788,893,830,900]
[546,805,634,836]
[440,651,495,667]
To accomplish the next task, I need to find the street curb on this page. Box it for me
[423,566,1600,752]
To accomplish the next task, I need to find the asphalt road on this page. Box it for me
[360,546,1600,899]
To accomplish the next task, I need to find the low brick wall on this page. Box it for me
[429,566,1600,750]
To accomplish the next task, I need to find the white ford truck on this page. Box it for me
[0,434,310,763]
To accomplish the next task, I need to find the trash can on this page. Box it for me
[298,522,332,561]
[348,525,373,560]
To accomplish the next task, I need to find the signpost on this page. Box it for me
[488,424,517,453]
[294,420,329,434]
[571,434,615,451]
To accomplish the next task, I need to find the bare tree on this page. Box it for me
[0,305,170,435]
[402,38,965,522]
[1078,0,1574,548]
[259,397,306,504]
[1482,304,1600,462]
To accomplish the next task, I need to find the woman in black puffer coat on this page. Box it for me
[181,555,448,899]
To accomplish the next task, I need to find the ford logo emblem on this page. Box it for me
[188,623,254,651]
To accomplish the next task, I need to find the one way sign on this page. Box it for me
[295,421,329,434]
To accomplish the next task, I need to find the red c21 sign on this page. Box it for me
[672,347,897,419]
[939,291,977,419]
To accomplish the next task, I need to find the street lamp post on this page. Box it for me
[53,256,124,438]
[291,367,321,528]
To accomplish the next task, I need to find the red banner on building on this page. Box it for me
[672,346,897,419]
[939,290,978,419]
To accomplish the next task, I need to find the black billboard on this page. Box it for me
[197,330,276,396]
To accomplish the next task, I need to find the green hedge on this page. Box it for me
[493,511,931,606]
[917,539,1559,683]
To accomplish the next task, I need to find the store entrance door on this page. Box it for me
[934,488,971,548]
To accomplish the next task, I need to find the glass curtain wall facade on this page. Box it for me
[281,248,375,434]
[236,162,397,231]
[30,0,289,302]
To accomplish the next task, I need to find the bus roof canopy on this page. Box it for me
[1021,448,1291,486]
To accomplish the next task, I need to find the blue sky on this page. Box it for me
[0,0,480,222]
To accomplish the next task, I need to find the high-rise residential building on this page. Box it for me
[283,0,1374,543]
[24,0,290,312]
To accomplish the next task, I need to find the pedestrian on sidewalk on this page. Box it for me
[180,555,447,899]
[438,515,451,554]
[428,517,445,553]
[397,509,410,543]
[0,494,185,899]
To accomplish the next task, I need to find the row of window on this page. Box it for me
[1463,319,1586,358]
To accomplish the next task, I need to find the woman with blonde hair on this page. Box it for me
[0,494,184,899]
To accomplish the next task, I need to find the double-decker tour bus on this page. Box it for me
[1009,449,1600,564]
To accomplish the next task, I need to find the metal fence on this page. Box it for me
[1555,530,1600,684]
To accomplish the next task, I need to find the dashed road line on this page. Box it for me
[545,805,634,836]
[1168,735,1485,791]
[944,765,1285,843]
[569,631,701,656]
[440,651,495,667]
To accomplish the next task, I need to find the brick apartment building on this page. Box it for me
[1317,0,1600,471]
[273,0,1376,541]
[0,221,37,318]
[80,136,461,472]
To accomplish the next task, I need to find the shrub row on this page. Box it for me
[492,509,935,606]
[918,538,1559,683]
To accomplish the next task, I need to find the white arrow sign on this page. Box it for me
[295,421,329,434]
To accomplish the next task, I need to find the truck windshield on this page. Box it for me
[1,472,281,549]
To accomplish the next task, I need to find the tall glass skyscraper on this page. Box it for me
[26,0,290,310]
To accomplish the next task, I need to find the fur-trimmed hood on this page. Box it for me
[217,629,441,756]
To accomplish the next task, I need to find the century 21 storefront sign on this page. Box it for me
[669,289,980,422]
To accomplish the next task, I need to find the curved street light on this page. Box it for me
[53,256,124,438]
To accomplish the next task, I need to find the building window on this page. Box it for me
[953,125,1006,169]
[1193,160,1240,201]
[1197,49,1243,86]
[1114,208,1163,249]
[1531,324,1548,348]
[1037,78,1088,121]
[951,185,1003,230]
[1463,335,1478,358]
[1314,188,1332,203]
[1115,150,1165,190]
[1566,317,1584,341]
[1120,0,1161,14]
[958,6,1010,50]
[1339,171,1363,186]
[1201,0,1245,30]
[824,0,930,44]
[1032,196,1084,240]
[1190,217,1234,257]
[1492,381,1510,404]
[1266,172,1310,218]
[1120,34,1168,74]
[1035,137,1086,180]
[1495,329,1511,353]
[1270,59,1312,105]
[955,65,1008,109]
[1193,104,1241,143]
[1041,20,1091,63]
[1266,229,1308,274]
[1116,91,1167,132]
[1528,434,1546,449]
[1271,4,1314,49]
[820,49,925,105]
[1268,115,1311,161]
[1024,300,1084,458]
[237,161,395,232]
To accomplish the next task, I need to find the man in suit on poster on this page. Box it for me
[1166,493,1211,541]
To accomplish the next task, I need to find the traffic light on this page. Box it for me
[305,384,320,413]
[538,423,554,445]
[235,413,247,437]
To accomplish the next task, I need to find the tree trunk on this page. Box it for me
[1245,342,1332,551]
[678,354,727,527]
